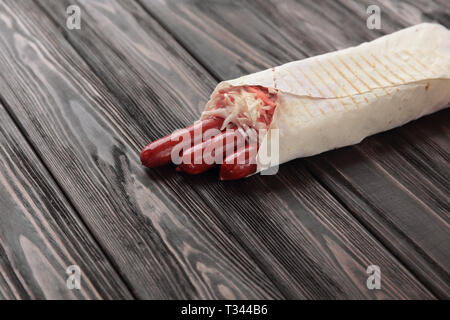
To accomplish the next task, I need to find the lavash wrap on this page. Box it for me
[201,23,450,173]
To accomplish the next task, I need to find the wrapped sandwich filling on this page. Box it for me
[200,23,450,174]
[202,85,278,131]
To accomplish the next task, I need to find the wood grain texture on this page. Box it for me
[142,0,450,297]
[34,0,436,298]
[0,0,282,299]
[0,102,132,299]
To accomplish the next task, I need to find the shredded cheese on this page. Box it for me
[202,87,277,130]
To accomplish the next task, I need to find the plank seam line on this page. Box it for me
[0,7,137,299]
[134,0,442,297]
[34,1,207,299]
[132,0,302,298]
[35,0,287,299]
[305,162,442,299]
[129,0,442,298]
[82,0,288,297]
[134,0,224,83]
[40,0,443,299]
[29,0,198,299]
[0,93,136,299]
[37,2,228,299]
[183,179,293,298]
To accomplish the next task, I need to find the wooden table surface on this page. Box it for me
[0,0,448,300]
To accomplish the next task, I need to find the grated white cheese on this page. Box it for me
[202,88,275,130]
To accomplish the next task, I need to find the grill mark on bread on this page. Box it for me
[403,50,439,78]
[389,53,417,81]
[348,56,385,97]
[327,60,361,109]
[298,67,325,97]
[285,69,312,96]
[318,106,326,115]
[315,60,349,111]
[280,70,314,119]
[404,50,428,70]
[360,54,396,87]
[337,56,372,102]
[309,68,338,110]
[284,68,340,115]
[282,70,297,92]
[300,99,314,118]
[298,66,333,114]
[396,51,422,76]
[370,53,406,83]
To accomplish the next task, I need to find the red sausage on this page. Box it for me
[219,143,258,181]
[177,129,244,175]
[140,117,223,168]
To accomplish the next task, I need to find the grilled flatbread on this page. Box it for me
[201,23,450,173]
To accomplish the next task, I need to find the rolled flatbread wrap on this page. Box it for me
[200,23,450,173]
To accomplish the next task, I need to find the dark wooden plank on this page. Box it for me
[0,102,132,299]
[0,0,282,299]
[35,0,436,298]
[393,111,450,197]
[142,0,449,297]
